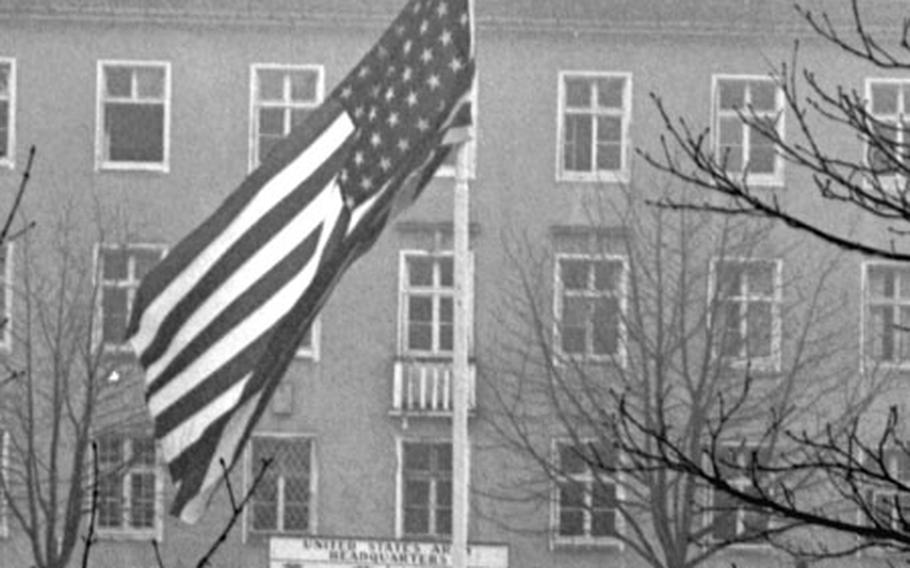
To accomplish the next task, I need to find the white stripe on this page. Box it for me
[143,179,341,389]
[130,111,355,358]
[159,372,251,464]
[147,182,344,416]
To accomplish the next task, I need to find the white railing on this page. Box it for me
[392,358,476,415]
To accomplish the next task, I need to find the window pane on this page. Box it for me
[408,323,433,351]
[404,508,429,534]
[559,510,584,536]
[594,260,622,292]
[98,475,123,528]
[597,116,622,143]
[435,507,452,535]
[134,249,162,279]
[592,481,617,508]
[291,108,310,129]
[560,259,589,290]
[130,472,156,528]
[259,108,286,135]
[868,266,895,299]
[559,482,585,508]
[135,67,164,99]
[597,77,624,108]
[259,135,281,165]
[404,443,431,471]
[408,257,434,286]
[559,444,586,474]
[284,504,309,531]
[0,102,7,158]
[408,295,432,323]
[290,70,318,102]
[900,306,910,361]
[102,249,129,280]
[719,116,743,146]
[749,80,776,111]
[748,127,776,174]
[590,511,616,536]
[102,286,128,345]
[871,83,900,115]
[712,490,738,540]
[592,298,619,355]
[564,78,591,108]
[132,437,156,466]
[720,301,743,357]
[258,70,285,101]
[439,257,454,287]
[747,301,773,357]
[596,144,622,172]
[562,296,588,328]
[564,114,592,172]
[435,444,452,472]
[404,479,430,506]
[870,305,894,361]
[718,80,745,110]
[716,262,744,298]
[106,67,132,97]
[898,269,910,298]
[436,480,452,507]
[0,65,7,96]
[747,262,775,296]
[253,502,277,530]
[105,103,164,162]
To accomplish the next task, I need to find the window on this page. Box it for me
[557,72,631,182]
[710,443,771,543]
[97,244,166,350]
[864,262,910,366]
[712,75,784,185]
[554,254,626,361]
[0,58,15,168]
[249,435,313,535]
[866,79,910,189]
[249,64,323,170]
[96,61,170,171]
[867,448,910,531]
[96,434,161,537]
[711,258,781,370]
[552,439,620,544]
[399,252,457,357]
[400,441,451,538]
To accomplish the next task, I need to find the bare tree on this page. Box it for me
[643,0,910,262]
[480,187,875,566]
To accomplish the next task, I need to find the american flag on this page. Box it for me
[126,0,474,523]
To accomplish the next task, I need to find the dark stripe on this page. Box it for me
[146,224,323,401]
[138,134,351,369]
[126,101,346,339]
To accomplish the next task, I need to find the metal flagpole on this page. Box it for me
[453,4,475,568]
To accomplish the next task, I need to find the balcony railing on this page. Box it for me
[391,357,476,416]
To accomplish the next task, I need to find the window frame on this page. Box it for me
[711,74,786,187]
[295,317,320,361]
[244,433,317,538]
[248,63,325,172]
[552,252,628,365]
[708,257,783,372]
[398,250,474,359]
[395,438,453,539]
[864,78,910,192]
[95,59,172,172]
[94,242,167,352]
[861,260,910,369]
[0,429,8,539]
[706,442,774,548]
[550,437,623,548]
[556,70,632,183]
[0,57,16,170]
[94,434,164,540]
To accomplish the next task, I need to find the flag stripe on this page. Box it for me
[139,141,351,377]
[130,108,353,360]
[147,184,345,417]
[150,228,322,437]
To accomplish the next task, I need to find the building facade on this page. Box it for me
[0,1,907,567]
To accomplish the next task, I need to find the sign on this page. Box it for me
[270,537,509,568]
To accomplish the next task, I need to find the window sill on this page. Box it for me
[719,172,785,189]
[723,356,781,375]
[96,161,170,174]
[0,158,13,170]
[96,527,160,541]
[551,535,623,551]
[557,170,630,185]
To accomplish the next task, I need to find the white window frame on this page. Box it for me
[95,60,171,172]
[711,74,785,187]
[94,243,167,352]
[553,253,628,365]
[0,57,16,169]
[550,437,623,549]
[95,434,164,541]
[244,433,317,538]
[395,438,453,539]
[248,63,325,172]
[707,442,774,548]
[556,71,632,183]
[864,78,910,192]
[398,250,474,359]
[295,317,320,360]
[861,261,910,369]
[708,257,782,372]
[864,448,910,535]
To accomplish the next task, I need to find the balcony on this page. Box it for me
[391,357,476,417]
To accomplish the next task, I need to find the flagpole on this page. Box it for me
[451,136,470,568]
